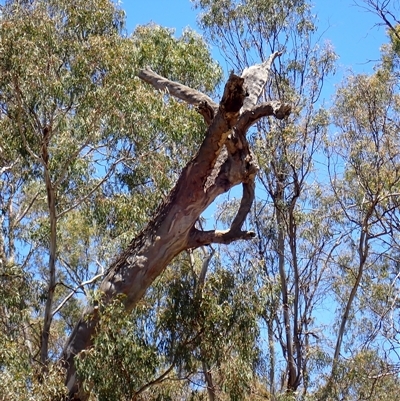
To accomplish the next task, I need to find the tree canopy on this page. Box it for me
[1,0,400,400]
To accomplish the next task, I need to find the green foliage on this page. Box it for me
[134,24,222,93]
[76,296,160,401]
[76,252,264,400]
[0,264,67,399]
[0,0,221,399]
[0,360,67,401]
[315,350,400,401]
[2,0,400,400]
[388,26,400,55]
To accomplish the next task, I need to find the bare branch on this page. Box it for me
[237,101,292,133]
[230,180,255,232]
[52,272,105,317]
[196,100,216,126]
[134,363,176,397]
[188,227,256,248]
[355,0,400,41]
[57,159,122,219]
[368,369,400,380]
[0,159,19,175]
[15,191,40,225]
[138,67,218,109]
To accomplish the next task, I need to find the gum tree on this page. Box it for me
[192,0,337,397]
[318,46,400,399]
[63,51,290,401]
[0,0,289,399]
[0,0,290,400]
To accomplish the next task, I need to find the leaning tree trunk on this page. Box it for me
[61,52,290,400]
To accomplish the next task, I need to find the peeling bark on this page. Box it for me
[61,58,290,400]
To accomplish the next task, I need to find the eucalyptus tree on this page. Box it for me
[74,248,270,401]
[0,0,248,399]
[3,0,399,400]
[317,49,400,400]
[64,46,290,401]
[1,0,292,400]
[193,0,337,397]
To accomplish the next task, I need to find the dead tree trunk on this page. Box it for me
[61,53,290,400]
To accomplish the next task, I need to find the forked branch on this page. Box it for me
[62,55,290,401]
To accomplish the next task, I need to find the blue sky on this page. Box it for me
[122,0,389,78]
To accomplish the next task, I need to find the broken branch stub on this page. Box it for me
[241,51,282,112]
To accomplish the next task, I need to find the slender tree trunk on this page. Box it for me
[288,183,302,390]
[41,130,58,367]
[197,249,216,401]
[275,178,297,391]
[321,209,374,400]
[332,229,369,367]
[277,209,296,391]
[267,320,276,398]
[202,360,216,401]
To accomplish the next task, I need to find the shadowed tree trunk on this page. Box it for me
[61,53,291,400]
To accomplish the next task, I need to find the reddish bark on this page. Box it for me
[62,59,290,400]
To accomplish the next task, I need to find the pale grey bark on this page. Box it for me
[138,67,218,111]
[241,51,282,112]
